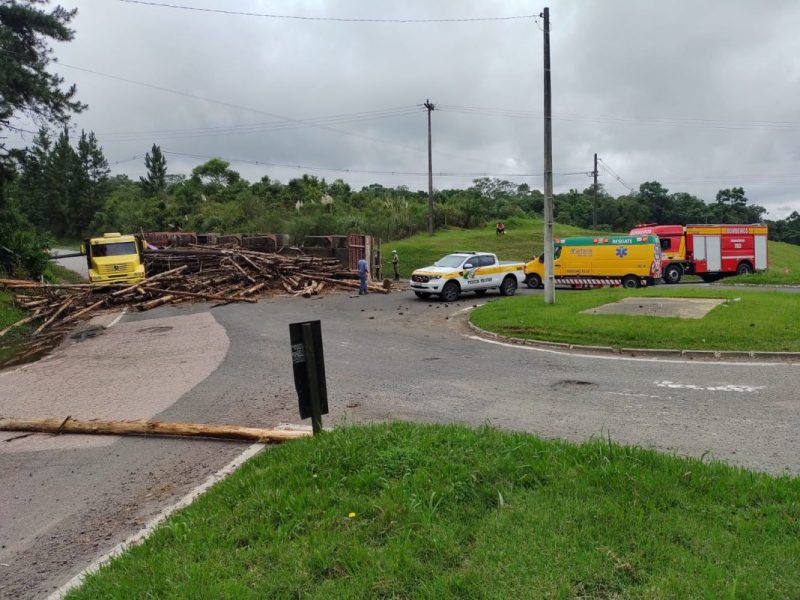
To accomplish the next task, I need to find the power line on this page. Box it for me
[158,150,590,179]
[597,158,636,194]
[118,1,538,23]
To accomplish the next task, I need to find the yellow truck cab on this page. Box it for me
[81,233,146,285]
[524,235,662,289]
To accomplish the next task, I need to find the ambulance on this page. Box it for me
[524,235,662,289]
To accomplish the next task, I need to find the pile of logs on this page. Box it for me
[0,246,390,365]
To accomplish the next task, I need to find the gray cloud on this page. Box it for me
[10,0,800,217]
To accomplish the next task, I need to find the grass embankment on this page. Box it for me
[69,423,800,599]
[471,287,800,351]
[0,291,30,365]
[45,262,86,284]
[387,218,601,278]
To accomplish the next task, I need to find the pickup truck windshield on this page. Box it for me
[91,242,137,257]
[435,254,471,268]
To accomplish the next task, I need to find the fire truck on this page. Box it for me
[628,224,768,284]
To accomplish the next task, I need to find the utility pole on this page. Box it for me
[424,99,435,235]
[592,152,598,228]
[541,7,555,304]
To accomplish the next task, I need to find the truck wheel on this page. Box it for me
[499,276,518,297]
[474,289,488,296]
[621,275,639,289]
[414,291,431,299]
[663,264,682,284]
[440,281,460,302]
[736,262,753,275]
[526,274,542,289]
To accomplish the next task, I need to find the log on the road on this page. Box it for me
[0,417,311,443]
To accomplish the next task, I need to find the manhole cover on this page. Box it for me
[137,326,173,334]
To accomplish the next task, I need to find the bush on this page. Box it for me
[0,205,51,278]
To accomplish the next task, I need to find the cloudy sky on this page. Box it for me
[11,0,800,217]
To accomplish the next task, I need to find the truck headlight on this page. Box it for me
[429,275,442,280]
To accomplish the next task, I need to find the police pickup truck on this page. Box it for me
[410,251,527,302]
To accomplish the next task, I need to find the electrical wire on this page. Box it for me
[159,150,590,179]
[117,1,538,23]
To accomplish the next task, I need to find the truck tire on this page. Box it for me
[440,281,460,302]
[499,275,518,297]
[414,291,431,299]
[621,275,640,289]
[663,263,683,284]
[526,274,542,289]
[736,261,753,275]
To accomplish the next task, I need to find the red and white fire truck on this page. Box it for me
[628,224,768,284]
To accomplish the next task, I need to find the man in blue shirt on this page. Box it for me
[357,256,369,295]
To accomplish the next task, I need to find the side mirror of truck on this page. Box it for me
[79,243,86,255]
[538,255,544,264]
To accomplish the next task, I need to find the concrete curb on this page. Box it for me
[466,321,800,362]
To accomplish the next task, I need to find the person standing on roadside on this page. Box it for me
[357,255,369,295]
[391,250,400,281]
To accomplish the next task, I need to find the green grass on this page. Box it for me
[45,262,86,284]
[386,219,603,278]
[68,422,800,599]
[0,291,30,366]
[471,287,800,351]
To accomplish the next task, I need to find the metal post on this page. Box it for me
[301,323,322,435]
[541,7,555,304]
[593,152,598,228]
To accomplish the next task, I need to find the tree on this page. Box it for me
[0,0,85,185]
[638,181,671,224]
[140,143,167,196]
[191,158,240,189]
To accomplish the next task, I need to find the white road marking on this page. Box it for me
[47,442,266,600]
[468,335,796,367]
[607,391,663,399]
[105,310,127,329]
[655,380,765,393]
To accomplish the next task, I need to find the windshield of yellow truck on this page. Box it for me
[91,242,137,257]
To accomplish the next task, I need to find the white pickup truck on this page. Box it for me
[410,251,527,302]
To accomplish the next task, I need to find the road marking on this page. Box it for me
[105,310,127,329]
[468,335,796,367]
[607,391,663,399]
[47,442,266,600]
[655,380,765,393]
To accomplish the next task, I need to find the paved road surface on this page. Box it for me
[51,248,88,279]
[1,287,798,597]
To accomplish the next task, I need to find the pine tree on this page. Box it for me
[140,144,167,196]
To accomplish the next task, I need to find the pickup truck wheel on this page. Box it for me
[414,291,431,299]
[499,275,518,296]
[526,274,542,289]
[621,275,639,289]
[474,289,487,296]
[663,264,682,284]
[440,281,460,302]
[736,261,753,275]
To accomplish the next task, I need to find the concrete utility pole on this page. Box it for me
[424,99,435,235]
[592,152,598,228]
[541,7,555,304]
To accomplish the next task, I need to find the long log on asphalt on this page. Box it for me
[33,296,76,335]
[142,286,257,303]
[0,417,311,443]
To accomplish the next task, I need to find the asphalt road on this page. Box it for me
[1,285,798,598]
[51,248,88,279]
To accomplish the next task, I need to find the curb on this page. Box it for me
[466,321,800,362]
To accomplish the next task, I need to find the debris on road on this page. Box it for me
[0,245,390,366]
[0,416,310,443]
